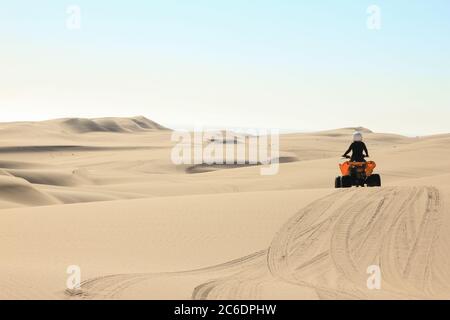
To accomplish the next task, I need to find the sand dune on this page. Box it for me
[0,175,61,207]
[185,157,298,174]
[61,186,449,300]
[0,117,449,299]
[55,116,169,134]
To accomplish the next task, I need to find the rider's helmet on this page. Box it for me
[353,131,363,142]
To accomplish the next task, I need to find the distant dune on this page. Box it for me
[0,116,169,141]
[0,118,449,299]
[52,116,169,134]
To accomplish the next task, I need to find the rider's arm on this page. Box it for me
[343,143,353,157]
[363,142,369,157]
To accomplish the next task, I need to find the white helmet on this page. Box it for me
[353,131,363,142]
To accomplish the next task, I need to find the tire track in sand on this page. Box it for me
[67,186,447,300]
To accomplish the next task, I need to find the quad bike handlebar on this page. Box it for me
[341,155,369,160]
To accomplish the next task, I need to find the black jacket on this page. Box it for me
[343,141,369,162]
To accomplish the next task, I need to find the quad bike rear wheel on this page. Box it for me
[341,176,353,188]
[366,174,381,187]
[335,177,342,188]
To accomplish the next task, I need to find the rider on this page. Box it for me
[342,131,369,162]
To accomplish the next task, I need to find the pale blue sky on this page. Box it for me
[1,1,449,135]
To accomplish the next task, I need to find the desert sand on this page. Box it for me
[0,117,449,300]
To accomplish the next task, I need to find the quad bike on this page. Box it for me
[335,156,381,188]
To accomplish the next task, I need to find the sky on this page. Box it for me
[1,0,449,135]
